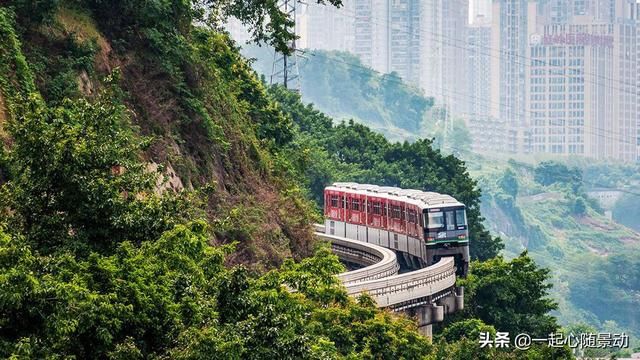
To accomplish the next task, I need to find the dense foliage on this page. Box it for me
[569,252,640,337]
[0,1,577,358]
[456,253,559,338]
[613,194,640,232]
[533,161,582,189]
[474,158,640,348]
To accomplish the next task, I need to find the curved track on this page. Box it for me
[316,225,462,311]
[317,232,400,285]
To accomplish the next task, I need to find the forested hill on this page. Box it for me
[0,2,323,270]
[244,46,433,141]
[245,38,640,345]
[0,1,584,358]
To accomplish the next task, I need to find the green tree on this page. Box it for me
[534,161,582,189]
[572,197,587,216]
[458,252,559,338]
[498,168,519,198]
[84,0,342,55]
[612,194,640,231]
[568,253,640,335]
[3,0,60,30]
[439,319,496,343]
[3,93,193,254]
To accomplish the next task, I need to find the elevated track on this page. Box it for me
[315,224,463,333]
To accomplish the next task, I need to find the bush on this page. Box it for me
[7,0,60,30]
[572,197,587,216]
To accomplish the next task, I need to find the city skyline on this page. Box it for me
[230,0,640,163]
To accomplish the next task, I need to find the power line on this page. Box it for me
[271,0,302,91]
[305,50,638,147]
[306,1,640,97]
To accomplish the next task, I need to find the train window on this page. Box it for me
[391,205,401,219]
[400,207,405,220]
[330,195,339,207]
[383,203,388,216]
[351,199,360,211]
[408,210,417,223]
[427,211,445,229]
[456,209,467,226]
[341,196,346,208]
[373,202,381,215]
[446,211,455,230]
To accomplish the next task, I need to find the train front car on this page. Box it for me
[422,205,470,277]
[323,183,470,277]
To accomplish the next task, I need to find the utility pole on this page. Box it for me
[270,0,302,92]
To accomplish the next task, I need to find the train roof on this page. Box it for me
[326,182,464,209]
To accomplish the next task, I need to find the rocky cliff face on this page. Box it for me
[0,4,317,270]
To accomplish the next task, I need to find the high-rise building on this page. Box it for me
[491,0,638,161]
[420,0,470,111]
[491,0,533,154]
[353,0,390,74]
[350,0,424,85]
[467,16,508,152]
[526,0,639,161]
[389,0,422,82]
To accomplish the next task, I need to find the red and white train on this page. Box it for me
[324,183,469,276]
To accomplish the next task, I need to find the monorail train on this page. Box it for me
[324,182,469,276]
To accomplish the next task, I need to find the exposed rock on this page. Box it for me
[147,162,185,194]
[77,70,94,96]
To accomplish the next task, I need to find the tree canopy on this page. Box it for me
[456,252,559,338]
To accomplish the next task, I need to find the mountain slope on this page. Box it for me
[2,3,323,269]
[242,46,434,141]
[473,159,640,338]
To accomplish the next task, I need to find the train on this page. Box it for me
[324,182,469,276]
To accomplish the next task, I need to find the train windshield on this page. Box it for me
[446,211,455,230]
[426,211,445,229]
[425,208,466,230]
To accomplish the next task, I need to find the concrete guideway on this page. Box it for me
[315,224,464,336]
[342,256,457,308]
[317,232,400,285]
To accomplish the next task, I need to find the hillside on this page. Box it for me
[245,44,640,345]
[243,46,433,142]
[472,159,640,340]
[2,3,322,270]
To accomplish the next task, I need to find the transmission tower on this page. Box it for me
[270,0,302,92]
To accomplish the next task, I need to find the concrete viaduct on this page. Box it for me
[315,224,464,337]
